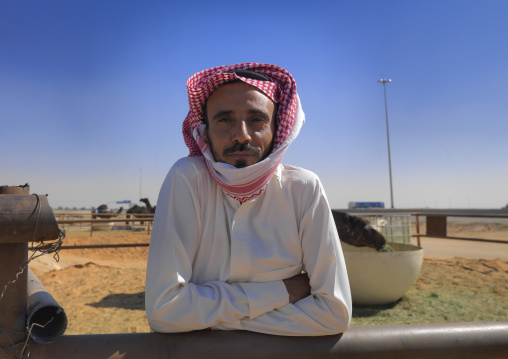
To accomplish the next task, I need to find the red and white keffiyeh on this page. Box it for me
[182,63,305,202]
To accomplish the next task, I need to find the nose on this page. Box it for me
[232,120,251,143]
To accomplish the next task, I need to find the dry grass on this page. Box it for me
[352,258,508,325]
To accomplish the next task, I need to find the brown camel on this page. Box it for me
[126,198,155,224]
[331,211,386,251]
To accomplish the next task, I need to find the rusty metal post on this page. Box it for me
[415,215,421,247]
[0,184,62,357]
[426,215,447,237]
[0,185,30,352]
[0,195,61,243]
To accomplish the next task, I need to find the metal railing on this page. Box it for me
[338,210,508,247]
[57,214,154,238]
[52,211,508,250]
[27,322,508,359]
[413,212,508,246]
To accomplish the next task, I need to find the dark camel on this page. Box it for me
[126,198,155,224]
[91,205,123,219]
[140,198,156,213]
[332,211,386,251]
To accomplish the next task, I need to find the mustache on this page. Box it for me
[223,142,261,156]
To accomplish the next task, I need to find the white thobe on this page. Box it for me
[145,156,352,336]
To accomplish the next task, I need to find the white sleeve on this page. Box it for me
[215,177,352,336]
[145,160,289,333]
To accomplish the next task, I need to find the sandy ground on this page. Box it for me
[27,220,508,335]
[415,220,508,260]
[29,231,151,334]
[417,237,508,260]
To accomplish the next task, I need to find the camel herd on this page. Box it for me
[91,198,156,223]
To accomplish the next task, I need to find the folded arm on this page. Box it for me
[145,160,351,335]
[284,273,311,303]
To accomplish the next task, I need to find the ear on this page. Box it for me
[203,127,209,145]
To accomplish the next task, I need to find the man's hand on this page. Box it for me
[283,273,311,303]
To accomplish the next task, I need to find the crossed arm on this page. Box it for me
[284,273,311,303]
[145,161,351,336]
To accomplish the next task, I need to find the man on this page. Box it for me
[145,63,351,336]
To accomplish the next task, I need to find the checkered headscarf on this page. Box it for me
[182,63,304,202]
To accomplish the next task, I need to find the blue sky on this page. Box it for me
[1,0,507,209]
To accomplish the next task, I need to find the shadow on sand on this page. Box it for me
[88,292,145,310]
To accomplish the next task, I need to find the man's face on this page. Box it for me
[204,81,277,168]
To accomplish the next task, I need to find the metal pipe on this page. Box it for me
[27,268,68,344]
[0,184,30,195]
[415,234,508,244]
[28,322,508,359]
[0,194,61,244]
[50,243,149,250]
[57,218,154,224]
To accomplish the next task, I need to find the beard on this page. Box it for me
[207,138,262,168]
[233,160,248,168]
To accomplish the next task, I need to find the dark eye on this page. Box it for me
[218,117,232,123]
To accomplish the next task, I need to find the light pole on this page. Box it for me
[139,167,143,202]
[377,78,394,209]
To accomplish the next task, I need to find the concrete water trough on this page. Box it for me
[342,242,424,305]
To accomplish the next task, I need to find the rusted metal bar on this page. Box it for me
[28,322,508,359]
[0,243,28,350]
[347,211,508,219]
[413,234,508,244]
[27,268,68,344]
[415,215,421,247]
[58,218,154,224]
[54,213,155,218]
[0,194,61,244]
[40,243,150,250]
[0,186,29,350]
[51,217,154,237]
[416,213,508,219]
